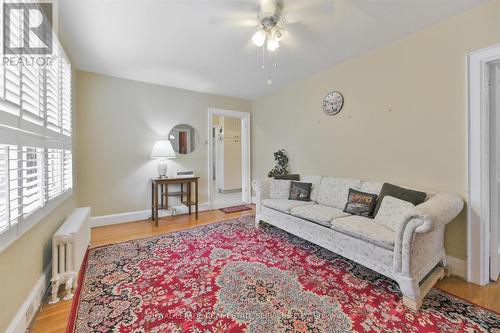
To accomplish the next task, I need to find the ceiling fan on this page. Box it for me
[210,0,334,84]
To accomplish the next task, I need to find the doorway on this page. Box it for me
[467,44,500,285]
[207,108,251,209]
[178,131,188,154]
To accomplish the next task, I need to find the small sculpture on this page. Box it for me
[268,149,289,177]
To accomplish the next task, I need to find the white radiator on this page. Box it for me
[49,207,91,304]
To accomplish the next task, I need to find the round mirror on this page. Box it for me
[168,124,198,155]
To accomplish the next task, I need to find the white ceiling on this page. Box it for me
[59,0,488,100]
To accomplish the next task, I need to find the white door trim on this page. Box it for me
[467,43,500,285]
[207,108,251,209]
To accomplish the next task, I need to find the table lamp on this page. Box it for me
[151,140,176,178]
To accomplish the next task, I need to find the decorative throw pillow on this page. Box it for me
[373,183,426,216]
[374,196,415,231]
[289,181,312,201]
[301,175,322,202]
[269,180,292,199]
[343,189,378,217]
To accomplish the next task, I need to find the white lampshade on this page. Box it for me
[151,140,176,159]
[252,29,266,47]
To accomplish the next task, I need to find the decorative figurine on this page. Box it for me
[268,149,289,177]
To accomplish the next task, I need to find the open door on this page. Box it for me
[491,61,500,281]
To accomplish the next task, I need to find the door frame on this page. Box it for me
[207,108,251,209]
[467,43,500,285]
[212,125,221,183]
[178,129,190,154]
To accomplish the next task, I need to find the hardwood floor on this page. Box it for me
[29,207,499,332]
[436,275,500,313]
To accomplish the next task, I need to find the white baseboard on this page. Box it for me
[91,202,211,228]
[446,255,467,279]
[6,263,51,333]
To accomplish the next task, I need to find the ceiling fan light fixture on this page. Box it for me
[267,38,279,52]
[271,28,282,42]
[252,29,267,47]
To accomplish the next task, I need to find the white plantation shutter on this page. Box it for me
[0,146,8,233]
[5,65,21,108]
[0,3,3,102]
[62,150,72,191]
[21,65,43,125]
[0,3,73,250]
[21,146,44,216]
[0,144,21,234]
[46,58,60,132]
[8,145,21,226]
[6,7,22,50]
[61,59,71,136]
[46,148,62,200]
[4,6,22,107]
[0,66,3,103]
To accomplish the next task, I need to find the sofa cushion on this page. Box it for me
[262,199,315,213]
[374,196,415,231]
[360,181,383,195]
[290,204,350,226]
[373,183,426,216]
[317,177,362,209]
[302,175,322,202]
[330,216,395,250]
[269,180,291,199]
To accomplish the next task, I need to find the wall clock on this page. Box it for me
[323,91,344,116]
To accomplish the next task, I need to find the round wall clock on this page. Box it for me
[323,91,344,116]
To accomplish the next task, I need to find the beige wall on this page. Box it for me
[0,196,77,332]
[76,71,251,216]
[251,0,500,260]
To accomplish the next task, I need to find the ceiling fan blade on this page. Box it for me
[209,16,259,27]
[258,0,283,15]
[195,0,260,12]
[283,21,317,45]
[284,0,334,21]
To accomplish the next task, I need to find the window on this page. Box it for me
[0,3,73,251]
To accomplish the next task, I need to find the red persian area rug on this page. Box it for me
[219,205,252,214]
[67,216,500,333]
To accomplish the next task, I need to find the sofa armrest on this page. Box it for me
[393,193,464,274]
[411,193,464,234]
[252,179,270,212]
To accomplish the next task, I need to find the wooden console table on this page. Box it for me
[151,176,199,226]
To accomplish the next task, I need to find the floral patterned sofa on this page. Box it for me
[252,176,464,310]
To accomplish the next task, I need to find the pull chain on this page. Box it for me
[262,44,266,70]
[260,37,278,84]
[267,42,272,85]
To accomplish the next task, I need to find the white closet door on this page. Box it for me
[235,138,242,188]
[219,117,243,191]
[223,138,234,190]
